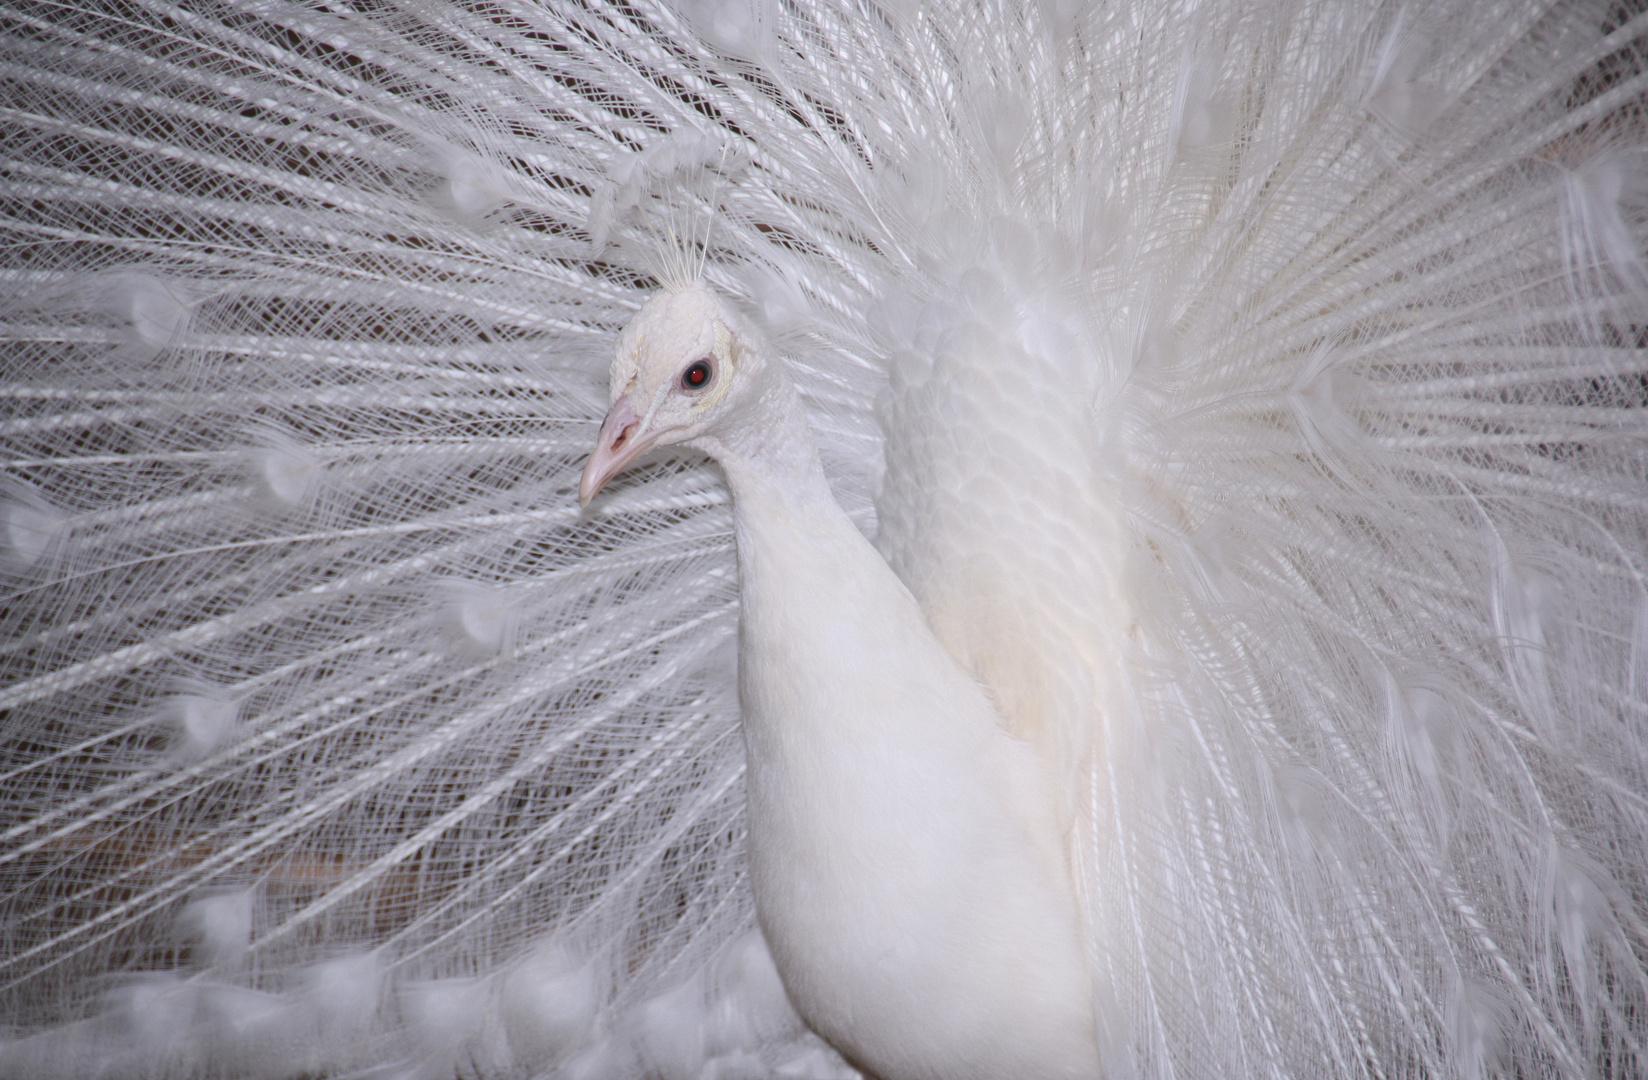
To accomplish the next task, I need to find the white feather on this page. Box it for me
[1,1,1645,1078]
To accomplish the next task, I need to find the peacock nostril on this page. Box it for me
[581,397,655,507]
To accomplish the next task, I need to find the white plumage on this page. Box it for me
[1,2,1646,1079]
[582,286,1097,1079]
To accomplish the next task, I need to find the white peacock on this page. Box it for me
[1,2,1645,1078]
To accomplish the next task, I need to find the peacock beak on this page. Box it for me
[579,396,659,507]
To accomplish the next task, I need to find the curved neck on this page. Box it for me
[692,355,1101,1080]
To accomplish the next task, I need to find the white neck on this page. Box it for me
[690,364,1101,1080]
[693,370,836,518]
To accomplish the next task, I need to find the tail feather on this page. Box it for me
[3,0,1647,1076]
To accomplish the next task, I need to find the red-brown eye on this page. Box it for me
[681,359,713,390]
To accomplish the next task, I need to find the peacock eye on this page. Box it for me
[681,359,714,391]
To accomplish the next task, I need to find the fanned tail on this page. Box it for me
[2,1,1646,1077]
[859,2,1648,1076]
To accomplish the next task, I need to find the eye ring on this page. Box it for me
[681,358,714,391]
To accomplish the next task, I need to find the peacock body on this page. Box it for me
[2,1,1647,1078]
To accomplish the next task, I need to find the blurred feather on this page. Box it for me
[1,0,1646,1077]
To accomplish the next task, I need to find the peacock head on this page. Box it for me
[579,285,766,506]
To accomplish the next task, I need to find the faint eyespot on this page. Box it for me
[439,581,522,658]
[681,358,714,391]
[162,692,240,759]
[1,482,66,570]
[178,888,255,967]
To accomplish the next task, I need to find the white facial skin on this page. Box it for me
[579,286,768,506]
